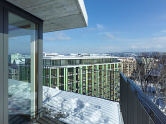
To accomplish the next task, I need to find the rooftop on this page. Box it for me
[43,52,119,60]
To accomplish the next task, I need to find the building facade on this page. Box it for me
[118,57,137,77]
[43,53,122,101]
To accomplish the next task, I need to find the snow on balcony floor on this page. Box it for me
[8,79,122,124]
[43,86,122,124]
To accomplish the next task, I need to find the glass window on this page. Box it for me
[8,12,38,120]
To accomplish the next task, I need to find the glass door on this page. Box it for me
[8,12,38,123]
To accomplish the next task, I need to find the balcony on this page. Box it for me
[36,67,166,124]
[8,65,166,123]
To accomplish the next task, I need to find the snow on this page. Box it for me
[8,79,31,115]
[134,81,166,115]
[43,86,122,124]
[8,79,122,124]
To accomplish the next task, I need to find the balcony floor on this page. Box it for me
[43,86,123,124]
[35,115,66,124]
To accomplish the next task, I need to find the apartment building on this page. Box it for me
[137,57,156,73]
[118,57,137,77]
[43,53,122,101]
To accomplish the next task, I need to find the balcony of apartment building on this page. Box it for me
[40,66,166,124]
[1,0,166,124]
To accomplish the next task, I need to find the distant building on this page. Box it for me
[8,54,30,82]
[8,53,30,65]
[118,57,137,77]
[137,57,156,74]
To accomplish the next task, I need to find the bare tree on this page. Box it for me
[135,54,156,92]
[133,53,166,114]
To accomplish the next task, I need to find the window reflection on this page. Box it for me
[8,12,37,122]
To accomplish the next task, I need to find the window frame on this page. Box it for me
[0,1,43,123]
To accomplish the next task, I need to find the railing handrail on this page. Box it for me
[128,78,166,124]
[120,72,166,124]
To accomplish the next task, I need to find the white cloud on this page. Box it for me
[99,46,123,53]
[105,33,115,39]
[98,32,115,40]
[45,32,71,41]
[126,36,166,51]
[96,24,104,29]
[131,45,137,49]
[156,45,162,48]
[154,30,166,35]
[161,30,166,33]
[86,24,104,31]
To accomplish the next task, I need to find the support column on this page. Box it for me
[92,65,94,96]
[30,23,36,118]
[114,63,116,101]
[63,68,66,91]
[43,68,46,86]
[73,67,76,92]
[65,68,68,91]
[106,64,108,99]
[96,65,99,97]
[56,68,59,88]
[85,66,88,95]
[0,6,4,124]
[102,65,104,98]
[79,67,83,94]
[49,68,51,87]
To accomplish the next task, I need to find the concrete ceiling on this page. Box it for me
[7,0,88,33]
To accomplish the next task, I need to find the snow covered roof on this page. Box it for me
[43,55,119,60]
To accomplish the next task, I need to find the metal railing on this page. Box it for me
[27,70,166,124]
[120,72,166,124]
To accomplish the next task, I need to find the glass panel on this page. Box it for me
[8,12,37,123]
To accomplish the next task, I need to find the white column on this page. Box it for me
[30,23,36,118]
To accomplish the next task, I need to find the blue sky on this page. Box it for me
[44,0,166,54]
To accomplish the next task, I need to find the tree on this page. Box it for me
[133,53,166,114]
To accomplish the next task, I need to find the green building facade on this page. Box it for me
[43,56,122,101]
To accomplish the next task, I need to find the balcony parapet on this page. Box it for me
[120,72,166,124]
